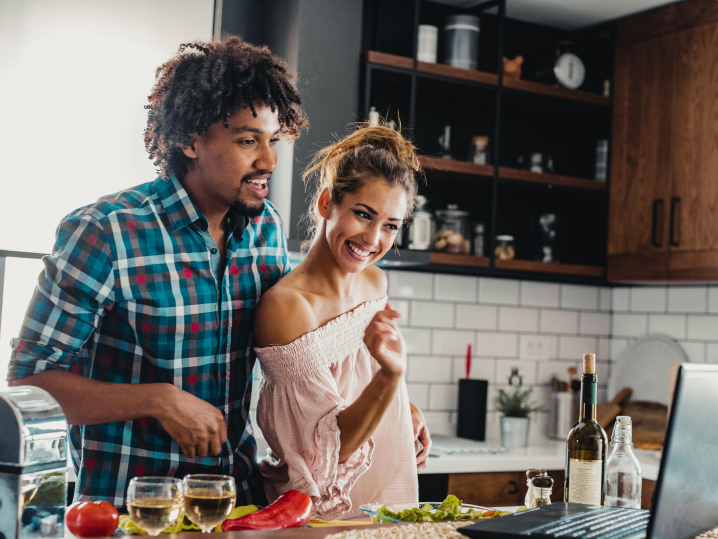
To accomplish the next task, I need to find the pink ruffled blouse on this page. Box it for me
[255,297,418,520]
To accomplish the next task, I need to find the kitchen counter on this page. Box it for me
[419,440,662,481]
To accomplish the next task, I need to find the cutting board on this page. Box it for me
[607,400,668,450]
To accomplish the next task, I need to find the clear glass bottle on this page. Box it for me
[604,416,642,508]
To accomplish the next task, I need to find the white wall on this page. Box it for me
[0,0,214,254]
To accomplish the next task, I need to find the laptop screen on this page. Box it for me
[649,364,718,539]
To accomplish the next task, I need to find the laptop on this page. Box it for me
[459,363,718,539]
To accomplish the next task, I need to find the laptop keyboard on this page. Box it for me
[429,436,508,456]
[525,507,650,538]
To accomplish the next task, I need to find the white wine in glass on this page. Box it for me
[183,475,236,533]
[127,477,183,536]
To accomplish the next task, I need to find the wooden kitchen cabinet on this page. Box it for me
[609,0,718,283]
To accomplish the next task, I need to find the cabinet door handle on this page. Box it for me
[508,480,518,495]
[651,199,663,248]
[669,197,681,247]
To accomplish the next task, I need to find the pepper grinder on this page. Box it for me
[530,471,554,508]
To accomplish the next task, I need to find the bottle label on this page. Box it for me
[568,458,602,505]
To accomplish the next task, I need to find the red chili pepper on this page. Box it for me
[221,489,313,531]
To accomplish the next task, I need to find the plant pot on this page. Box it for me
[500,416,530,448]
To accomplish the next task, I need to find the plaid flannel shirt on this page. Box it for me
[8,176,288,507]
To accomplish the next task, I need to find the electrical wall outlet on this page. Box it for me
[520,335,551,360]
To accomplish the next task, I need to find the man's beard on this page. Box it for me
[231,173,269,217]
[231,198,264,218]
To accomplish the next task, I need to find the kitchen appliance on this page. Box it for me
[458,364,718,539]
[407,195,434,251]
[417,25,438,63]
[457,379,489,441]
[0,386,67,539]
[536,41,586,90]
[443,15,480,70]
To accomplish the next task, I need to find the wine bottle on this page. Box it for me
[564,353,608,505]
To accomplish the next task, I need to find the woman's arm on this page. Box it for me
[336,304,405,462]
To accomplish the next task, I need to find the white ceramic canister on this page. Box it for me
[418,25,438,63]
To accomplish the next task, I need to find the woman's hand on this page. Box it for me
[364,303,405,377]
[410,402,432,471]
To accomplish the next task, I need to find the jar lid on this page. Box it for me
[444,14,480,30]
[436,205,468,219]
[474,223,485,232]
[472,136,489,147]
[525,468,541,479]
[496,235,514,241]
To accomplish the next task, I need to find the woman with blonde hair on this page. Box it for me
[253,125,431,520]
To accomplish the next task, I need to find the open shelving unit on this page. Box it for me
[361,0,613,283]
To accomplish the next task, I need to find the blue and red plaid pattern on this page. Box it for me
[8,176,288,507]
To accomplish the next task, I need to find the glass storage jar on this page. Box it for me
[495,235,515,260]
[433,205,470,254]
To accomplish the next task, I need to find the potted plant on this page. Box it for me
[495,369,543,448]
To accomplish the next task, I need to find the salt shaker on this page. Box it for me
[524,469,541,508]
[530,471,554,508]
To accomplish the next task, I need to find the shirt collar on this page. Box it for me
[155,176,249,236]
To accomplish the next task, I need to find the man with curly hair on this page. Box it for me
[7,36,307,507]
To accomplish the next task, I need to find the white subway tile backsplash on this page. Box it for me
[648,314,686,340]
[561,285,599,310]
[598,338,610,361]
[610,338,632,361]
[680,342,706,363]
[519,334,558,361]
[709,287,718,314]
[499,307,539,332]
[599,288,612,312]
[390,299,410,327]
[407,356,453,383]
[484,412,501,443]
[541,310,579,335]
[452,357,496,382]
[455,304,498,330]
[402,327,431,354]
[668,287,707,313]
[559,336,599,360]
[596,361,610,384]
[435,274,478,302]
[432,329,475,356]
[521,282,560,308]
[707,343,718,364]
[528,411,549,445]
[538,361,579,385]
[406,383,429,409]
[612,313,648,337]
[612,288,629,312]
[580,313,611,336]
[387,270,433,300]
[686,315,718,341]
[479,278,519,305]
[496,359,538,385]
[411,301,454,328]
[630,287,667,313]
[424,411,455,436]
[477,332,519,358]
[429,384,459,410]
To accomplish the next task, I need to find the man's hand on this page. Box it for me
[410,401,431,471]
[157,385,227,458]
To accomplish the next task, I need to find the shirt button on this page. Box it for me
[211,248,218,254]
[221,371,228,379]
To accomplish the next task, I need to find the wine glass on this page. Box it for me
[126,477,184,536]
[182,474,236,533]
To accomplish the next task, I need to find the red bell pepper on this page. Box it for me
[221,489,313,531]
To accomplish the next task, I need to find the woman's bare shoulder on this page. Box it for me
[362,264,388,298]
[254,283,319,348]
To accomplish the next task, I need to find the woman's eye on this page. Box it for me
[386,224,399,232]
[354,210,371,220]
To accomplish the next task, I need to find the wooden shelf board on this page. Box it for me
[429,252,491,267]
[502,77,611,107]
[498,167,607,191]
[495,259,605,277]
[364,51,413,70]
[417,62,498,86]
[420,156,494,179]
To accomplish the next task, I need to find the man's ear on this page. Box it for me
[318,188,331,219]
[181,134,199,159]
